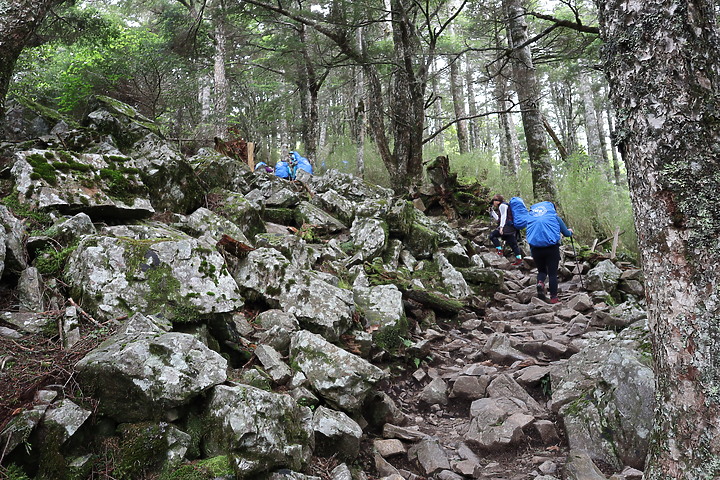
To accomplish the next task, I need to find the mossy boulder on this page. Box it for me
[64,223,243,322]
[203,384,314,477]
[211,189,266,240]
[76,314,228,423]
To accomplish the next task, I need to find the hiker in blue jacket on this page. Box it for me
[526,201,573,304]
[290,151,313,177]
[488,194,523,266]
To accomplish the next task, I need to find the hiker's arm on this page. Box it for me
[489,208,499,221]
[558,217,573,237]
[498,204,509,230]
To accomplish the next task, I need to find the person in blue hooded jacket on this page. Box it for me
[526,201,573,304]
[289,151,313,178]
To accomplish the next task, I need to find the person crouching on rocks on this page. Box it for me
[488,194,523,266]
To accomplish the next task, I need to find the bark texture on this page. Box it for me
[450,55,468,154]
[504,0,558,202]
[0,0,65,128]
[597,0,720,478]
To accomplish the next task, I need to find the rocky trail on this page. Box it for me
[357,250,644,480]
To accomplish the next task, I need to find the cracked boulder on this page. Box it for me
[64,223,244,322]
[204,384,314,477]
[76,314,228,422]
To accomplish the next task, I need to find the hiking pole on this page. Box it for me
[570,236,586,290]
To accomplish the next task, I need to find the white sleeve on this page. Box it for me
[490,209,499,221]
[498,203,508,228]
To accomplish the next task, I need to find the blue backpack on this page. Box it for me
[274,160,290,178]
[508,197,530,229]
[526,201,561,247]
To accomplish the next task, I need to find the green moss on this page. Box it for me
[120,238,203,323]
[27,153,58,185]
[115,423,168,479]
[57,151,73,163]
[68,161,92,172]
[0,195,52,231]
[158,456,233,480]
[373,315,410,353]
[35,244,78,276]
[1,464,31,480]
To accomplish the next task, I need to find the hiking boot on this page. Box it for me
[495,249,504,256]
[536,281,546,300]
[511,258,523,266]
[550,296,560,304]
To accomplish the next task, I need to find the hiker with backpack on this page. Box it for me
[488,194,523,266]
[525,201,573,304]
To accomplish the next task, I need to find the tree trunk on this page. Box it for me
[431,58,444,148]
[198,74,213,138]
[579,74,605,169]
[0,0,65,129]
[387,0,426,190]
[354,27,366,178]
[449,54,468,154]
[494,72,518,174]
[550,78,579,156]
[297,23,321,164]
[504,0,558,203]
[465,56,480,151]
[597,0,720,478]
[211,0,229,138]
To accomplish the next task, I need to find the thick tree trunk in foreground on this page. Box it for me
[597,0,720,478]
[0,0,64,130]
[504,0,558,203]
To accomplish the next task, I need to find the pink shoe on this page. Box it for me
[550,296,560,304]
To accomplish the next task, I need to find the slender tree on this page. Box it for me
[504,0,559,202]
[596,0,720,477]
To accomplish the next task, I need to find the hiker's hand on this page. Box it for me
[499,227,504,235]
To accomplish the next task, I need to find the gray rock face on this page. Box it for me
[466,397,535,450]
[43,399,92,443]
[551,321,653,470]
[190,148,252,193]
[312,406,363,461]
[17,267,44,312]
[585,259,623,292]
[231,249,353,340]
[10,149,155,219]
[0,205,28,273]
[290,330,386,411]
[309,168,393,201]
[295,201,347,233]
[64,223,243,322]
[130,134,204,214]
[350,217,388,261]
[353,272,405,331]
[76,314,228,422]
[212,189,266,239]
[173,207,251,245]
[204,384,314,477]
[437,253,472,298]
